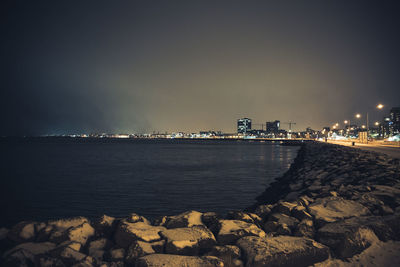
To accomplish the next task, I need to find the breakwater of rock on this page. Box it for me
[1,142,400,267]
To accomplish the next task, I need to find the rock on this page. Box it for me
[3,242,56,265]
[337,227,379,258]
[298,195,314,207]
[66,222,95,245]
[317,215,395,257]
[37,256,66,267]
[125,213,150,224]
[87,238,109,260]
[57,240,82,251]
[253,204,272,220]
[268,213,299,230]
[272,201,297,216]
[226,211,261,226]
[48,217,89,231]
[291,206,312,221]
[201,212,220,231]
[313,241,400,267]
[217,220,265,245]
[263,221,279,233]
[7,222,36,244]
[109,248,125,261]
[206,245,241,266]
[135,254,224,267]
[308,197,370,225]
[114,221,166,248]
[125,240,158,264]
[36,225,55,242]
[237,235,330,267]
[93,215,116,238]
[164,211,204,229]
[160,226,216,255]
[294,219,315,239]
[49,246,92,266]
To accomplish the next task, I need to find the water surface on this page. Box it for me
[0,138,299,226]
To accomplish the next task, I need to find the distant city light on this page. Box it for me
[356,114,361,118]
[344,120,348,124]
[377,104,384,109]
[361,125,366,129]
[375,122,379,126]
[335,123,339,127]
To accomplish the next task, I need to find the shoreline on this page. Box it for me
[1,142,400,266]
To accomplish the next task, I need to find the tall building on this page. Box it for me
[266,120,280,134]
[237,118,252,134]
[390,107,400,134]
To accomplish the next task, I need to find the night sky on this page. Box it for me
[2,1,400,136]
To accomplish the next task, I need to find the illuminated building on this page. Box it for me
[237,118,252,134]
[266,120,280,135]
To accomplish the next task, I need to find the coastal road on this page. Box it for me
[325,140,400,159]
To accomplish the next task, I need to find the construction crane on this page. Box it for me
[283,122,296,132]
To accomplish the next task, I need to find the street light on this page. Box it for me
[377,104,384,109]
[356,114,361,119]
[375,121,379,126]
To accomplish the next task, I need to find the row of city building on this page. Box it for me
[321,107,400,140]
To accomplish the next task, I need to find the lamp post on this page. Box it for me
[344,120,350,137]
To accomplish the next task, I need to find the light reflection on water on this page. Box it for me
[0,139,299,226]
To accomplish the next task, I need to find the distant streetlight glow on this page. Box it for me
[361,125,366,129]
[377,104,384,109]
[356,114,361,118]
[344,120,348,124]
[335,123,339,127]
[375,121,379,126]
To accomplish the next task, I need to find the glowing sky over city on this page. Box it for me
[2,1,400,135]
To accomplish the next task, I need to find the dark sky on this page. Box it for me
[1,1,400,135]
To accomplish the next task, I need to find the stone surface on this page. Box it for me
[206,245,242,267]
[93,215,116,237]
[114,221,166,248]
[163,211,204,229]
[313,241,400,267]
[308,197,370,225]
[125,240,158,263]
[217,220,265,245]
[237,235,330,267]
[268,213,299,230]
[160,226,216,255]
[7,221,36,244]
[136,254,224,267]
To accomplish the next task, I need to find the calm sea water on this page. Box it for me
[0,138,299,227]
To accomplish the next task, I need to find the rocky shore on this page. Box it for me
[1,142,400,267]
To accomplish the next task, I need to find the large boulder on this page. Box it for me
[48,217,89,231]
[317,216,393,257]
[163,211,204,229]
[93,215,116,238]
[2,242,56,266]
[206,245,243,267]
[114,221,166,248]
[160,226,216,255]
[125,240,164,264]
[217,220,265,245]
[7,222,36,244]
[313,241,400,267]
[237,235,330,267]
[135,254,224,267]
[308,197,370,225]
[49,246,92,266]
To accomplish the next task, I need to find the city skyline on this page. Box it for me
[2,1,400,135]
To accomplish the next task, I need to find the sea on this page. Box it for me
[0,138,299,227]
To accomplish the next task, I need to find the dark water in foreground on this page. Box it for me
[0,138,299,227]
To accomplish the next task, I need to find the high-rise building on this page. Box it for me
[237,118,252,134]
[390,107,400,134]
[266,120,280,134]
